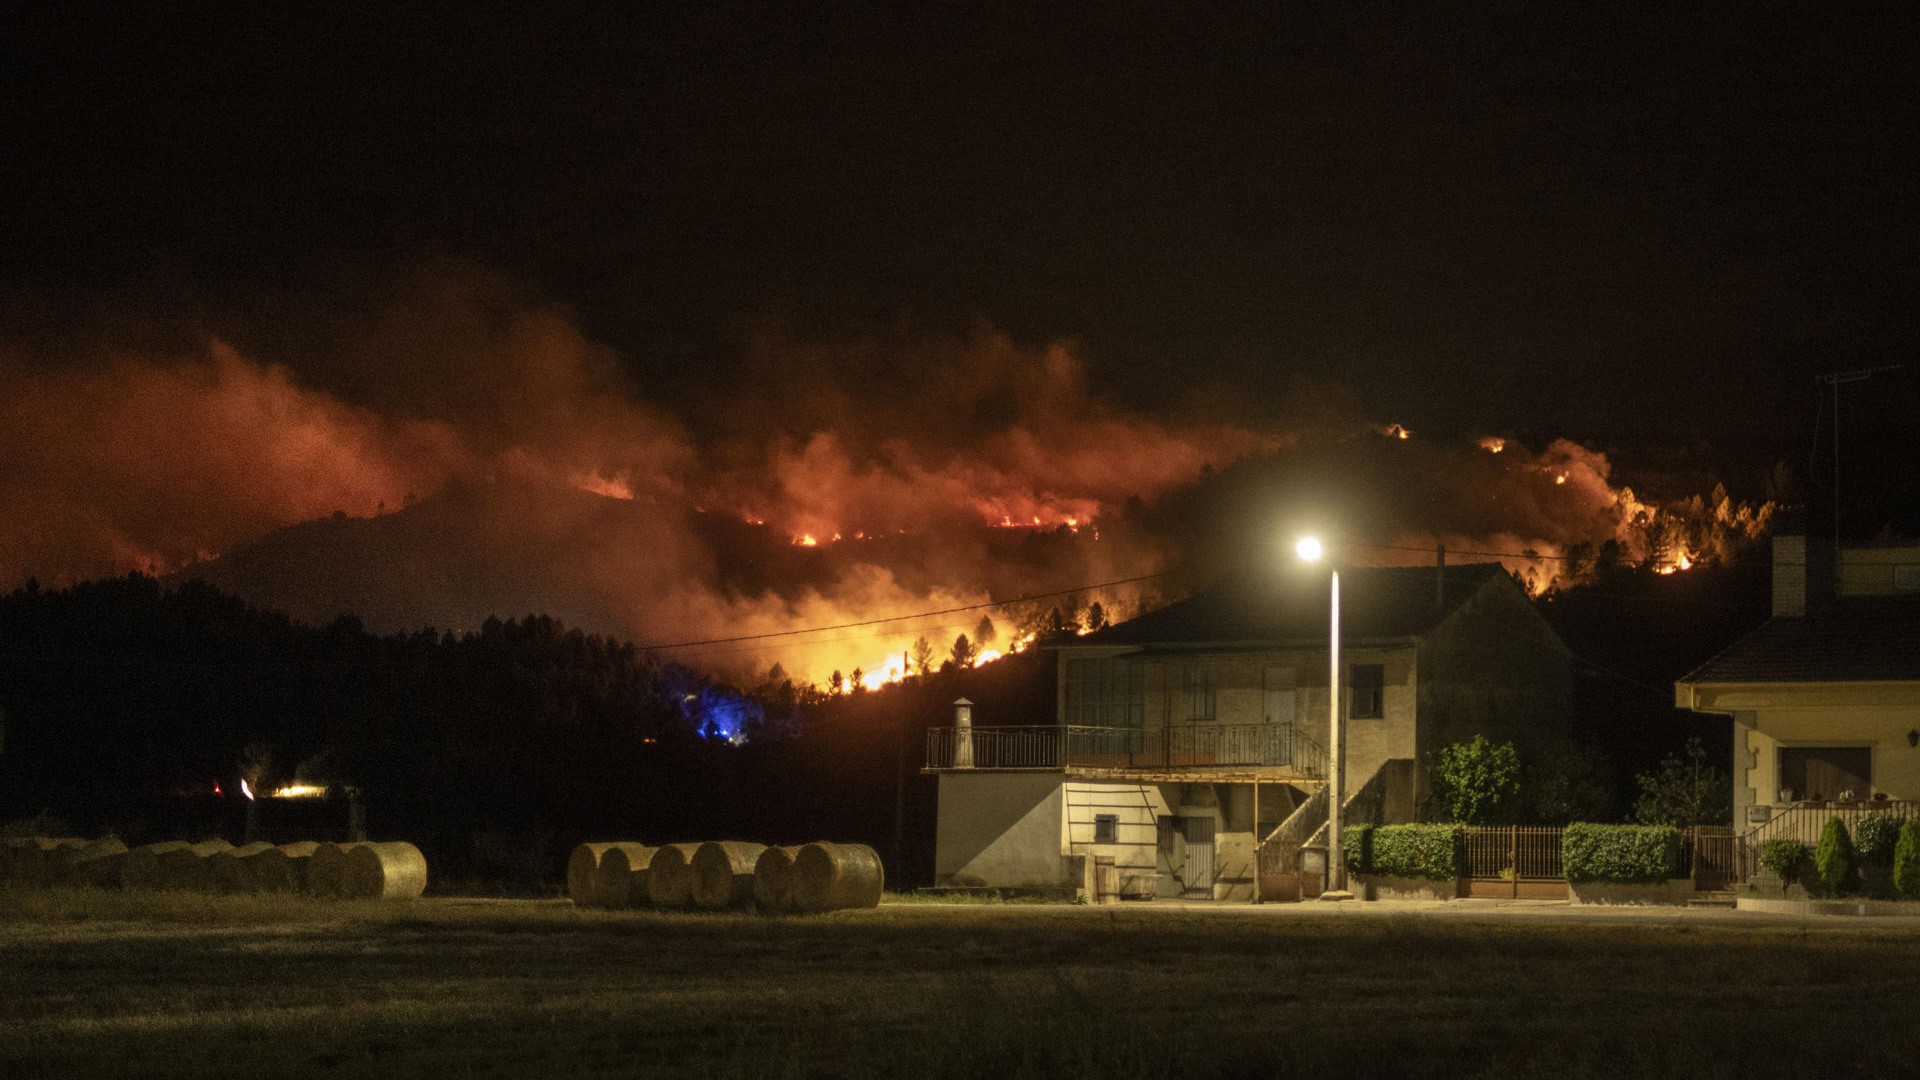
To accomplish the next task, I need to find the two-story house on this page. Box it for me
[926,561,1570,900]
[1675,514,1920,828]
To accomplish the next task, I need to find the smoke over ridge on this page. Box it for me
[0,270,1768,683]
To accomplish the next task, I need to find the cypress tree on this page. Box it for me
[1813,816,1858,897]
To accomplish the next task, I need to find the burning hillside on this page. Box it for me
[0,271,1772,687]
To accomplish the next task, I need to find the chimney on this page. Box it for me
[953,697,974,769]
[1772,507,1833,617]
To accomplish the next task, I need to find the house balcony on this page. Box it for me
[924,722,1327,783]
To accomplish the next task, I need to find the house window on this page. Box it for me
[1065,657,1146,730]
[1094,814,1118,843]
[1779,747,1871,802]
[1349,663,1384,719]
[1183,665,1216,721]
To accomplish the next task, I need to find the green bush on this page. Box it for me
[1429,737,1520,824]
[1894,819,1920,901]
[1854,813,1901,866]
[1813,816,1858,897]
[1759,838,1809,888]
[1561,823,1682,883]
[1344,823,1463,881]
[1341,824,1371,874]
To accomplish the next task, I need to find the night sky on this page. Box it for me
[7,5,1911,446]
[2,1,1916,675]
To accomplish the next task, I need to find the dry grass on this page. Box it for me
[4,886,1919,1079]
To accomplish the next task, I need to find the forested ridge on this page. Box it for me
[0,574,1053,888]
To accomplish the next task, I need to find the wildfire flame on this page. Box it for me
[270,783,329,799]
[1479,437,1506,453]
[240,779,254,800]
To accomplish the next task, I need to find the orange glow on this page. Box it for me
[270,783,328,799]
[1383,423,1412,440]
[570,471,634,500]
[1479,437,1506,453]
[1653,551,1695,575]
[1554,474,1567,485]
[795,534,819,547]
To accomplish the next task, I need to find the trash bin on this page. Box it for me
[1298,845,1327,899]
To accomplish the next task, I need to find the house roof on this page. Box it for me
[1678,594,1920,684]
[1068,563,1517,650]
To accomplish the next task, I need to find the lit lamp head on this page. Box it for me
[1295,536,1324,563]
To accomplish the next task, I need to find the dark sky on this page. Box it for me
[4,3,1914,460]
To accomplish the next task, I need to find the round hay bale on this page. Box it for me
[22,838,87,887]
[690,841,766,911]
[207,842,276,893]
[65,837,130,888]
[339,841,428,899]
[0,838,29,883]
[643,843,702,910]
[155,839,235,892]
[595,844,656,909]
[121,841,192,890]
[14,837,83,887]
[306,841,372,898]
[752,845,806,915]
[249,841,321,893]
[792,842,884,913]
[567,842,626,906]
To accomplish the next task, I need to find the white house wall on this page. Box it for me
[934,772,1068,888]
[1064,781,1169,893]
[1735,702,1920,817]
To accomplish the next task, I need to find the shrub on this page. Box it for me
[1429,737,1520,824]
[1854,813,1901,867]
[1759,839,1810,888]
[1630,738,1731,826]
[1345,823,1463,881]
[1813,816,1858,897]
[1522,740,1614,825]
[1561,823,1682,883]
[1894,819,1920,901]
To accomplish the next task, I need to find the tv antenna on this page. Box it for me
[1814,364,1903,558]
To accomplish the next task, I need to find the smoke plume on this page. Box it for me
[0,268,1769,684]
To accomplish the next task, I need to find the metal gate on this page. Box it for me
[1464,825,1569,899]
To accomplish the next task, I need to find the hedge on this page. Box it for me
[1343,823,1464,881]
[1561,823,1681,883]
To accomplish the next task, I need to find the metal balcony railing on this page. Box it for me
[926,722,1325,777]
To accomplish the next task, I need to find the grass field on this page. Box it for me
[4,888,1917,1079]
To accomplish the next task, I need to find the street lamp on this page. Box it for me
[1296,536,1350,899]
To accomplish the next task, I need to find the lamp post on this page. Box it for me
[1296,537,1350,899]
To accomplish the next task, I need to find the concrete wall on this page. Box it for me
[1837,544,1920,597]
[934,772,1068,888]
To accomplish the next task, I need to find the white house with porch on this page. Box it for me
[1675,515,1920,833]
[927,561,1570,900]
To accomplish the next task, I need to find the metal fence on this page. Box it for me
[926,722,1324,775]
